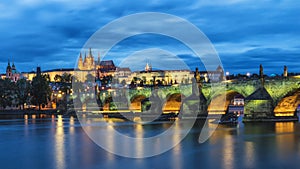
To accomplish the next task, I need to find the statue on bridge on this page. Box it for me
[259,64,265,87]
[179,78,207,118]
[284,65,288,78]
[148,89,163,115]
[194,67,203,90]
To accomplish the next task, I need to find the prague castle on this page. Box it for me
[2,48,225,85]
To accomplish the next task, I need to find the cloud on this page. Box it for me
[220,47,300,74]
[0,0,299,75]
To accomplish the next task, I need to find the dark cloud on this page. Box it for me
[0,0,299,75]
[220,47,300,74]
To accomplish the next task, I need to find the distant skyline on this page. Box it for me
[0,0,300,75]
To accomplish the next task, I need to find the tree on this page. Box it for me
[54,74,62,82]
[30,74,51,110]
[61,73,73,83]
[0,79,15,109]
[16,79,31,110]
[54,73,72,83]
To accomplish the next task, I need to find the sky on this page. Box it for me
[0,0,299,75]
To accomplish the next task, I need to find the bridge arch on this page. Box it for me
[163,93,185,113]
[130,94,147,112]
[208,90,245,114]
[274,88,300,117]
[103,96,113,111]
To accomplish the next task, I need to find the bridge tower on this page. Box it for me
[243,64,274,121]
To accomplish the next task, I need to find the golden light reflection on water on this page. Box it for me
[24,117,29,137]
[244,142,254,168]
[31,114,36,119]
[222,135,234,169]
[208,122,235,169]
[105,120,116,161]
[55,115,65,169]
[172,120,182,169]
[69,116,75,135]
[135,123,144,157]
[275,122,294,133]
[24,114,28,120]
[275,122,296,159]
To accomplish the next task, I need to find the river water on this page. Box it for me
[0,116,300,169]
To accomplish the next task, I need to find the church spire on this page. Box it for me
[12,61,15,68]
[98,52,100,64]
[88,48,93,58]
[6,59,11,70]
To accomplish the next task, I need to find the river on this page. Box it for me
[0,116,300,169]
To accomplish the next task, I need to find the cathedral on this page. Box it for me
[77,48,116,78]
[78,48,99,71]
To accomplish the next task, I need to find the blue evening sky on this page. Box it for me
[0,0,299,75]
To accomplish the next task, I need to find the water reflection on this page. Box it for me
[105,119,116,161]
[222,134,234,169]
[69,116,75,135]
[171,120,182,169]
[55,115,65,169]
[24,117,29,137]
[275,122,294,133]
[135,123,144,157]
[244,142,255,169]
[4,117,300,169]
[275,122,297,160]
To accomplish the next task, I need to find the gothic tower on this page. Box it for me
[78,52,83,70]
[6,59,12,79]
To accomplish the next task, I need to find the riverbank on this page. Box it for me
[243,116,299,122]
[0,109,58,119]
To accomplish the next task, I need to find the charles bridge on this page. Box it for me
[78,75,300,121]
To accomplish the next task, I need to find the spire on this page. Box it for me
[12,61,15,68]
[6,59,11,70]
[98,52,100,64]
[145,62,151,72]
[36,66,41,77]
[79,52,82,59]
[89,48,92,58]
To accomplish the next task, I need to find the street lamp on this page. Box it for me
[246,72,251,77]
[226,71,230,80]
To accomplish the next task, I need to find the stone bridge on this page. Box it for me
[94,77,300,118]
